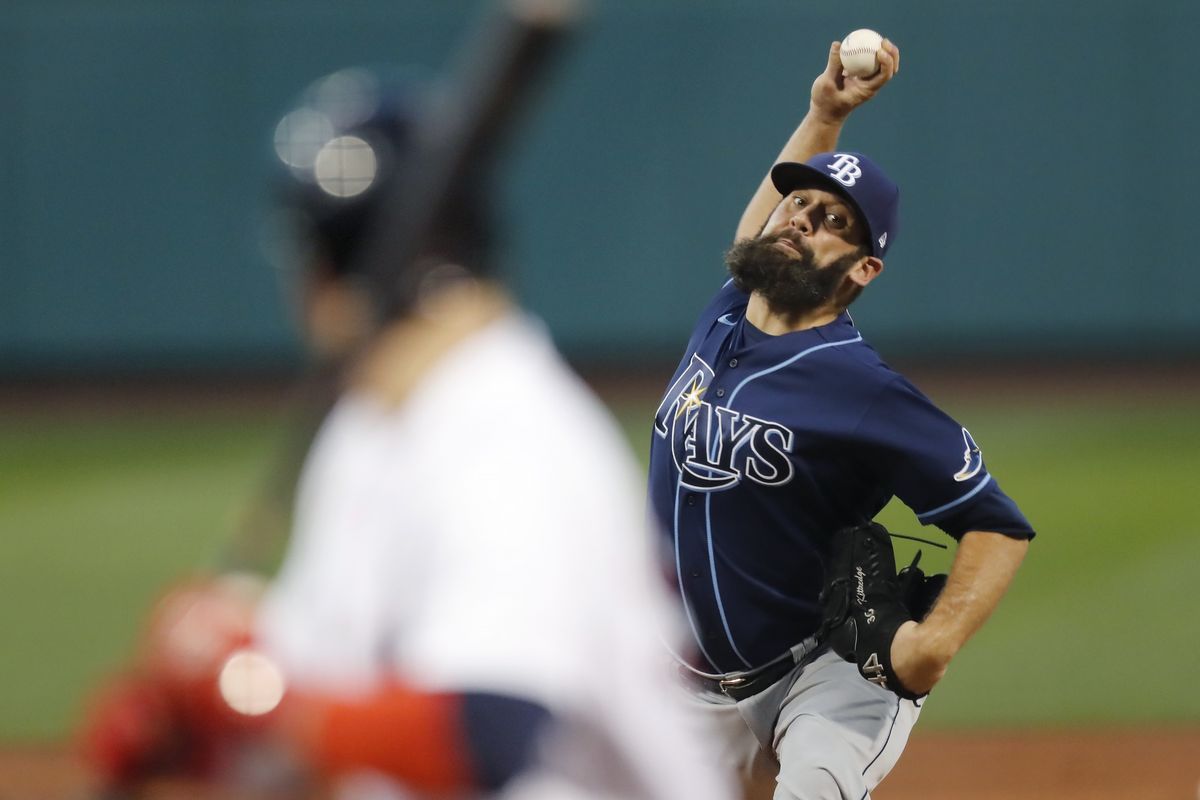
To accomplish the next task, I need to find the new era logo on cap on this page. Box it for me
[769,151,900,259]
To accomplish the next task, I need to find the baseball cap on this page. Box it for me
[769,151,899,258]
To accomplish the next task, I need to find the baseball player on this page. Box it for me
[81,69,736,800]
[647,39,1036,799]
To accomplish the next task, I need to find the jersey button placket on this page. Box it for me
[729,358,738,368]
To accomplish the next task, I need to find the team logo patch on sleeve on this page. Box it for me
[953,427,983,482]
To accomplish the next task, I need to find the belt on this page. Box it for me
[677,637,824,702]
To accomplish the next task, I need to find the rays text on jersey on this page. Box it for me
[655,354,794,491]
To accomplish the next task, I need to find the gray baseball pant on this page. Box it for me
[677,649,921,800]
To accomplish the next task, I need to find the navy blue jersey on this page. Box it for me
[647,281,1034,674]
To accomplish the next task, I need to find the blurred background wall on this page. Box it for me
[2,0,1196,377]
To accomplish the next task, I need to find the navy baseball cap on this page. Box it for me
[770,151,899,258]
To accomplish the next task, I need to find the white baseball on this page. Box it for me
[840,29,884,78]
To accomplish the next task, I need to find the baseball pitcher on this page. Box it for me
[648,37,1035,799]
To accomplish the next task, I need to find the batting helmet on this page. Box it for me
[271,68,495,293]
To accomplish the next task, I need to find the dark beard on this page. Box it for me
[725,234,860,318]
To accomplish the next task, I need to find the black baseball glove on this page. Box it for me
[817,521,947,700]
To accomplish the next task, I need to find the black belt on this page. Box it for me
[677,638,824,702]
[680,658,797,701]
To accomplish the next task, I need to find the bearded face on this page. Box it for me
[725,233,864,318]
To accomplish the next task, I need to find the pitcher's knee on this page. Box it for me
[772,715,867,800]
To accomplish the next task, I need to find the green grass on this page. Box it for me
[2,393,1197,739]
[611,395,1200,728]
[0,410,283,740]
[877,401,1200,728]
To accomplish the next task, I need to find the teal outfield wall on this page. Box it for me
[1,0,1197,372]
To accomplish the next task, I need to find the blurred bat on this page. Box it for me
[360,0,583,319]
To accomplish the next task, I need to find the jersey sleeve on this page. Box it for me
[855,376,1035,540]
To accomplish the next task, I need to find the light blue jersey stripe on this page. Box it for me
[727,335,863,405]
[705,493,753,668]
[696,331,862,666]
[917,474,993,521]
[675,478,718,668]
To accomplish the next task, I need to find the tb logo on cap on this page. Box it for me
[826,154,862,186]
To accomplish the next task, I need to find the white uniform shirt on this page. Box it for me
[257,313,733,800]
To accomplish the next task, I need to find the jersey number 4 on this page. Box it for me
[861,652,888,689]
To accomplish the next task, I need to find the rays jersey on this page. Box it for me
[648,281,1034,675]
